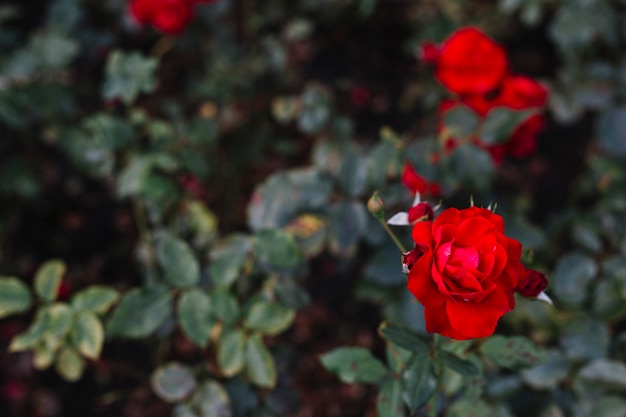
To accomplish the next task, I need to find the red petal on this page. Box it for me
[445,288,511,338]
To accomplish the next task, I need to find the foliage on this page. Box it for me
[0,0,625,417]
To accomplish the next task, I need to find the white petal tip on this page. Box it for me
[536,291,553,305]
[387,212,410,226]
[411,193,422,207]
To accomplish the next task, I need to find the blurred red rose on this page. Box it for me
[130,0,216,35]
[402,164,439,197]
[505,114,545,158]
[495,76,548,109]
[407,207,523,340]
[435,27,508,95]
[419,43,440,63]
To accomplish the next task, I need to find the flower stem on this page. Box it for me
[379,218,408,254]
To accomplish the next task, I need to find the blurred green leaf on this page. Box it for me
[108,285,173,338]
[56,346,85,382]
[328,199,368,257]
[481,108,534,145]
[521,349,571,390]
[377,378,405,417]
[587,396,626,417]
[443,105,479,138]
[70,311,104,359]
[189,380,232,417]
[577,359,626,391]
[210,288,240,326]
[284,214,328,258]
[597,107,626,157]
[101,50,157,104]
[41,303,73,351]
[480,336,544,370]
[252,229,303,276]
[243,299,295,336]
[320,347,388,384]
[446,398,492,417]
[157,234,201,288]
[561,316,609,360]
[0,277,32,318]
[446,144,495,190]
[218,328,246,377]
[177,288,213,348]
[402,354,437,412]
[209,235,250,288]
[244,334,277,388]
[438,351,479,376]
[378,322,429,355]
[552,252,598,308]
[70,286,119,314]
[247,168,332,231]
[34,259,66,302]
[9,308,48,352]
[151,362,197,403]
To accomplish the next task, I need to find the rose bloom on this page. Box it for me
[130,0,216,35]
[435,27,508,95]
[402,164,440,197]
[407,207,523,340]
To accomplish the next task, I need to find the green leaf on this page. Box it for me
[34,259,66,302]
[0,277,32,318]
[210,288,240,326]
[151,362,197,403]
[446,144,495,190]
[9,308,48,351]
[70,285,119,314]
[56,347,85,382]
[402,354,437,412]
[157,234,200,288]
[209,235,250,288]
[252,229,304,276]
[437,350,479,376]
[447,398,492,417]
[189,380,232,417]
[521,349,571,389]
[577,359,626,391]
[217,328,246,377]
[561,316,609,360]
[244,334,277,388]
[378,322,429,355]
[41,303,74,351]
[597,107,626,156]
[320,347,388,384]
[101,50,158,104]
[377,378,406,417]
[177,288,213,348]
[443,105,479,138]
[328,199,368,257]
[481,107,534,145]
[480,335,544,370]
[173,404,198,417]
[107,285,173,338]
[552,252,598,308]
[246,168,332,232]
[70,311,104,359]
[243,299,295,336]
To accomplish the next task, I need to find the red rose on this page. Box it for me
[130,0,194,34]
[407,207,523,340]
[402,164,428,195]
[419,43,440,64]
[505,114,544,158]
[435,28,508,95]
[495,76,548,110]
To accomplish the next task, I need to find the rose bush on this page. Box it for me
[406,206,523,340]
